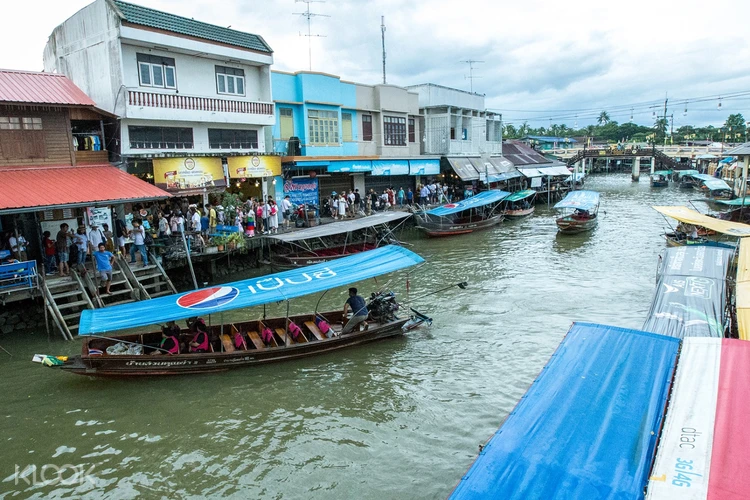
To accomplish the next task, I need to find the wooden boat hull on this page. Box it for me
[650,180,669,187]
[416,214,503,237]
[556,216,597,234]
[504,207,535,219]
[272,243,377,268]
[53,310,411,377]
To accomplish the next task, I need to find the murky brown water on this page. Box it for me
[0,174,699,499]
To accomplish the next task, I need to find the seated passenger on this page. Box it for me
[189,321,209,353]
[342,287,369,335]
[151,330,180,355]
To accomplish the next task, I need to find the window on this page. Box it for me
[0,116,45,159]
[137,53,177,89]
[208,129,258,149]
[408,118,415,143]
[279,107,294,140]
[0,117,21,130]
[342,112,353,142]
[450,127,456,140]
[384,116,406,146]
[308,109,339,145]
[216,66,245,96]
[128,126,193,149]
[362,114,372,141]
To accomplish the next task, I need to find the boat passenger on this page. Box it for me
[342,287,369,335]
[189,320,210,353]
[151,330,180,355]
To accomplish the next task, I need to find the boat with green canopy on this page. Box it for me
[503,189,537,218]
[649,170,672,187]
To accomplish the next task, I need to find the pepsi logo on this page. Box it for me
[177,286,239,310]
[444,203,457,208]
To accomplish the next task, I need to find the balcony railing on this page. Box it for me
[127,90,274,115]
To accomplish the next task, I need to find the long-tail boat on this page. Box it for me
[41,246,430,377]
[413,190,509,237]
[554,190,600,234]
[503,189,537,219]
[649,170,671,187]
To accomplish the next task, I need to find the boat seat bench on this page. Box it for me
[304,321,326,341]
[246,331,265,350]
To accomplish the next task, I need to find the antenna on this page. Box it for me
[381,16,386,84]
[461,60,484,93]
[294,0,330,71]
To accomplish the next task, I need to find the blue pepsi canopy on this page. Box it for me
[78,246,424,335]
[426,190,510,217]
[553,190,600,211]
[449,323,679,499]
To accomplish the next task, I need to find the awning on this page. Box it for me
[720,156,735,164]
[426,190,509,216]
[554,190,600,211]
[371,160,409,176]
[326,160,372,173]
[537,165,572,176]
[0,164,171,215]
[702,178,731,192]
[450,322,679,499]
[737,238,750,340]
[677,170,700,178]
[651,170,672,176]
[267,212,412,243]
[503,189,537,202]
[646,338,750,499]
[79,245,423,335]
[696,154,718,159]
[653,206,750,236]
[487,171,524,182]
[408,159,440,176]
[517,167,543,178]
[446,157,480,181]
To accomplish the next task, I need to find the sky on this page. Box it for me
[2,0,749,131]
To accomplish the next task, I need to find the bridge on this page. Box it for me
[565,147,680,170]
[546,144,727,160]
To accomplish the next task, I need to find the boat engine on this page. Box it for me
[368,291,400,322]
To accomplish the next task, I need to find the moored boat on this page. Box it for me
[414,190,509,237]
[503,189,537,219]
[41,246,431,377]
[676,170,701,189]
[554,190,600,234]
[649,170,671,187]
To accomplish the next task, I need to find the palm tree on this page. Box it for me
[597,111,610,125]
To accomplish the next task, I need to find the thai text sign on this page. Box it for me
[227,155,282,178]
[283,177,318,206]
[153,157,226,192]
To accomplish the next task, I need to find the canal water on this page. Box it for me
[0,174,701,499]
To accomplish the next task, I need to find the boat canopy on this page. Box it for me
[717,197,750,207]
[449,322,679,499]
[78,245,424,335]
[653,206,750,236]
[737,238,750,340]
[702,178,732,192]
[646,338,750,499]
[426,190,509,217]
[651,170,672,177]
[642,246,733,338]
[677,169,700,178]
[267,212,411,243]
[553,190,600,211]
[503,189,537,202]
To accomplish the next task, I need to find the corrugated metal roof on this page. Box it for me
[0,69,96,106]
[725,142,750,156]
[113,0,272,54]
[0,164,170,214]
[502,141,553,166]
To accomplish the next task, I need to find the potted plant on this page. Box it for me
[212,235,228,252]
[226,232,245,250]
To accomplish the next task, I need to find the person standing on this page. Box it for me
[102,223,115,252]
[74,226,89,270]
[342,287,368,334]
[407,187,414,206]
[387,187,395,207]
[129,220,148,266]
[281,195,293,230]
[93,243,115,295]
[8,231,28,261]
[347,190,356,217]
[331,192,339,220]
[42,231,57,275]
[56,223,72,277]
[354,189,362,216]
[261,198,271,234]
[419,184,429,205]
[208,204,217,235]
[269,200,279,234]
[87,224,104,253]
[114,213,127,256]
[397,187,405,207]
[191,207,202,234]
[338,193,348,219]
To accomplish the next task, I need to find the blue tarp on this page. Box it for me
[553,190,600,211]
[78,246,424,335]
[426,190,510,217]
[720,156,735,164]
[450,322,680,500]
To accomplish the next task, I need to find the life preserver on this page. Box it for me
[190,331,208,353]
[261,327,274,345]
[161,336,180,355]
[288,321,303,340]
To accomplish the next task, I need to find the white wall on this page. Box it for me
[407,84,485,111]
[121,118,265,156]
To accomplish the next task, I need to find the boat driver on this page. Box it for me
[342,287,369,334]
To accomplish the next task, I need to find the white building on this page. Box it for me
[44,0,279,198]
[406,84,502,156]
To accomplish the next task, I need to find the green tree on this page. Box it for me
[597,111,611,125]
[504,124,518,138]
[723,113,746,142]
[653,117,668,145]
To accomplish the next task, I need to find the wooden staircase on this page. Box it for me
[81,260,137,308]
[41,272,95,341]
[121,253,177,300]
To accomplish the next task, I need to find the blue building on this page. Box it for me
[271,70,440,202]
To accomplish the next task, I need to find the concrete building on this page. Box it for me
[271,70,440,202]
[44,0,280,201]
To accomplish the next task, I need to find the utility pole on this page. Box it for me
[381,16,386,84]
[461,60,484,93]
[294,0,329,71]
[662,95,669,147]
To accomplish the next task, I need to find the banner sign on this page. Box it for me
[227,155,282,178]
[153,157,226,192]
[283,177,319,206]
[86,206,112,231]
[372,160,409,176]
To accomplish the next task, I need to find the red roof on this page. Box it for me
[0,164,170,214]
[0,69,96,106]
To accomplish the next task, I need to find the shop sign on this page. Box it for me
[227,156,282,178]
[153,157,226,192]
[86,207,112,232]
[283,177,318,206]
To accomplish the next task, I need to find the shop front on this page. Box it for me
[226,155,282,202]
